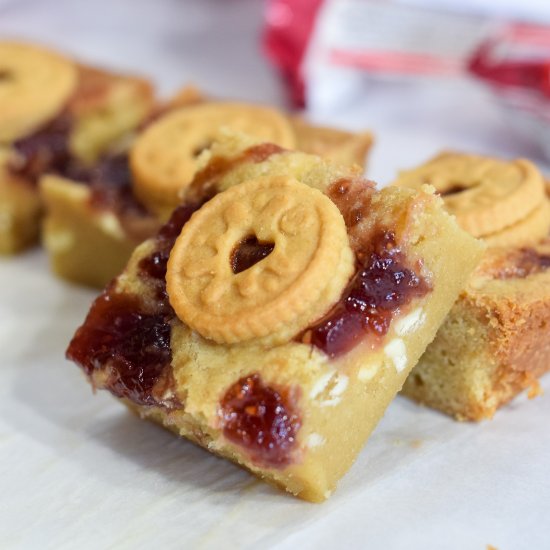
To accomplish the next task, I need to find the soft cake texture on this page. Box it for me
[67,135,483,501]
[402,241,550,420]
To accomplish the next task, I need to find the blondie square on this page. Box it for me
[67,134,483,500]
[0,41,154,254]
[395,152,550,419]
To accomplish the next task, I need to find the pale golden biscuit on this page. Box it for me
[167,176,355,345]
[394,153,545,237]
[483,198,550,248]
[0,42,78,143]
[142,90,373,170]
[130,103,296,215]
[67,133,483,501]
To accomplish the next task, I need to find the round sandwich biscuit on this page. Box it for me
[394,153,546,238]
[0,42,78,143]
[166,176,355,345]
[130,103,296,215]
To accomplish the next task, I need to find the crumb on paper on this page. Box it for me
[392,438,423,449]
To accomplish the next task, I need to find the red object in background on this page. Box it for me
[263,0,323,107]
[469,24,550,99]
[541,64,550,97]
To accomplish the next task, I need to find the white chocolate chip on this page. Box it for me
[331,374,348,396]
[44,228,75,252]
[384,338,408,373]
[394,307,425,336]
[317,374,349,407]
[97,212,125,240]
[306,433,326,448]
[309,370,337,399]
[358,363,380,382]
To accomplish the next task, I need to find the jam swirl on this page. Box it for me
[220,374,300,467]
[66,291,174,406]
[9,114,152,233]
[304,231,430,357]
[492,247,550,280]
[67,144,285,409]
[10,112,75,183]
[66,204,198,407]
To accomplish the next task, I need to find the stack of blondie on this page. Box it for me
[2,40,548,501]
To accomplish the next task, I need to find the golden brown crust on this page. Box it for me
[68,64,154,118]
[290,116,373,168]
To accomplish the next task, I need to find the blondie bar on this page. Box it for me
[0,41,154,254]
[67,134,483,500]
[395,152,550,419]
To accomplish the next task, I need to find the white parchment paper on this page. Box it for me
[0,1,548,548]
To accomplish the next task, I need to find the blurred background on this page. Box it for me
[1,0,549,182]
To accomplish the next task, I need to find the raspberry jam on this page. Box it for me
[231,236,275,274]
[10,113,151,220]
[493,247,550,279]
[67,204,199,407]
[66,291,175,407]
[86,154,146,215]
[138,202,202,286]
[304,231,429,358]
[220,373,300,467]
[10,112,74,183]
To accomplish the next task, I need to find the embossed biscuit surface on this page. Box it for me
[167,176,355,344]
